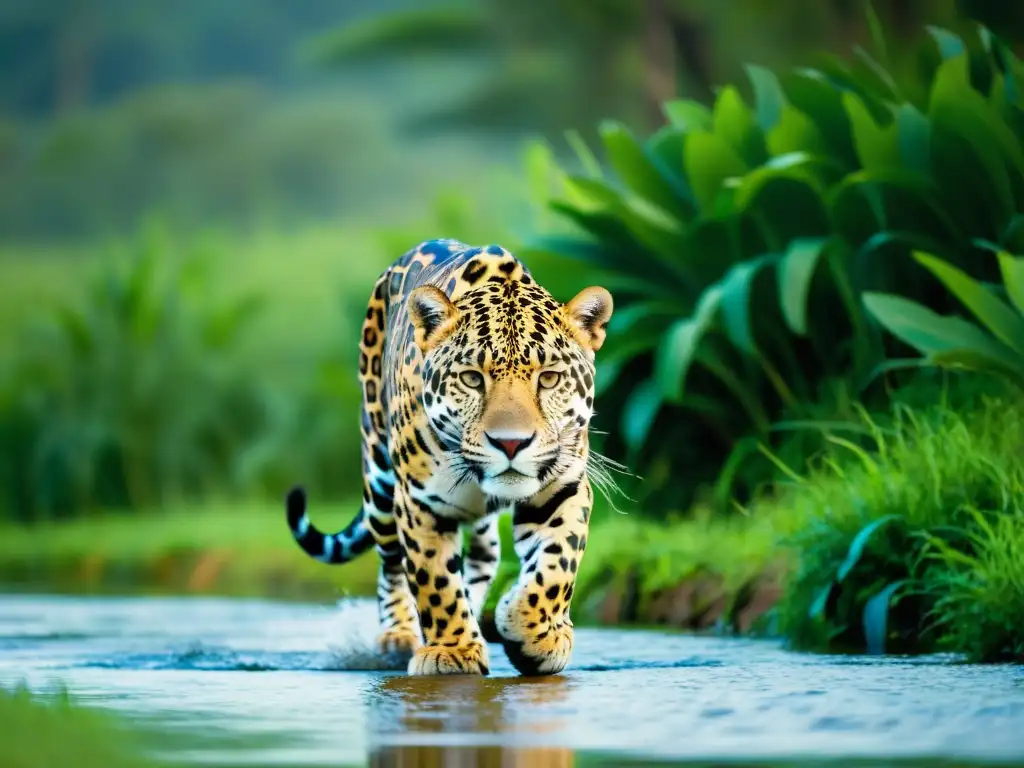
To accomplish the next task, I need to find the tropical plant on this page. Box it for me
[519,18,1024,513]
[864,248,1024,386]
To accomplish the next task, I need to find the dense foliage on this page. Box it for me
[865,248,1024,385]
[773,390,1024,662]
[523,20,1024,513]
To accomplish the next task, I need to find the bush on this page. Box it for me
[520,19,1024,513]
[0,221,274,521]
[772,390,1024,662]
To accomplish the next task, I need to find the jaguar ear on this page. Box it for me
[563,286,613,353]
[408,286,459,351]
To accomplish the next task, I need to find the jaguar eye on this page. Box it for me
[538,371,561,389]
[460,370,485,389]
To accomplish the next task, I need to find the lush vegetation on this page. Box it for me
[0,222,378,521]
[521,18,1024,515]
[772,387,1024,662]
[3,1,1024,669]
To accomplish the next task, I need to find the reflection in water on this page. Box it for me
[366,673,576,767]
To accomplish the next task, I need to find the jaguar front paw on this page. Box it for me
[407,642,491,676]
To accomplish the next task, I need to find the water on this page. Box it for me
[1,595,1023,767]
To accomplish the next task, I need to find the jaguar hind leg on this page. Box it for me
[358,268,420,661]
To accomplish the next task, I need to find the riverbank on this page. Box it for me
[0,496,789,636]
[0,499,377,602]
[3,391,1023,663]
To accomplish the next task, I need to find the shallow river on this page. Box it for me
[1,595,1023,767]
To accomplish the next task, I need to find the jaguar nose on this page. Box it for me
[485,431,536,459]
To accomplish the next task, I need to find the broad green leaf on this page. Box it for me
[655,286,723,402]
[895,104,931,174]
[997,251,1024,316]
[862,292,1024,375]
[766,105,828,156]
[930,55,1024,216]
[929,348,1024,384]
[778,238,829,336]
[912,250,1024,354]
[563,176,687,257]
[663,100,713,132]
[712,86,767,166]
[780,69,858,168]
[545,202,639,252]
[863,580,907,655]
[599,121,691,219]
[719,255,775,355]
[646,127,696,214]
[683,132,747,215]
[852,45,900,101]
[621,377,662,453]
[746,64,785,131]
[843,91,899,168]
[836,514,900,582]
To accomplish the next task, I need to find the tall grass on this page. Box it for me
[771,387,1024,661]
[0,220,392,522]
[0,684,160,768]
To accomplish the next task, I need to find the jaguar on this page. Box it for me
[286,239,614,676]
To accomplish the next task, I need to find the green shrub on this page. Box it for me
[772,391,1024,661]
[521,20,1024,513]
[0,221,272,521]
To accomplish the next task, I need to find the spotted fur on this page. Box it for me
[286,239,613,676]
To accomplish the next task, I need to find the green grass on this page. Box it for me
[0,499,377,601]
[769,390,1024,661]
[0,685,162,768]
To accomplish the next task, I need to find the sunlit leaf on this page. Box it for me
[912,251,1024,354]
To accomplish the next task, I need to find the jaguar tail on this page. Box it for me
[285,486,376,565]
